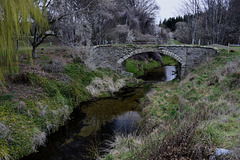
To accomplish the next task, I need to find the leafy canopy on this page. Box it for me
[0,0,48,83]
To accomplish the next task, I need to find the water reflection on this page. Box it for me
[113,111,141,134]
[78,88,143,137]
[138,66,177,82]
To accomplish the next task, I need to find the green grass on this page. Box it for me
[172,39,181,45]
[231,46,240,51]
[40,55,50,61]
[125,56,178,77]
[162,56,178,66]
[0,62,123,160]
[18,38,60,55]
[18,46,32,54]
[126,59,161,76]
[103,49,240,159]
[0,94,14,101]
[0,102,41,159]
[168,39,181,45]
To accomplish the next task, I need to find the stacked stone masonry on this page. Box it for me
[86,45,218,79]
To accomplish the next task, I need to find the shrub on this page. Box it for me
[0,94,14,101]
[9,73,30,84]
[42,60,65,73]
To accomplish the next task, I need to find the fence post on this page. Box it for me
[228,43,230,54]
[192,38,195,45]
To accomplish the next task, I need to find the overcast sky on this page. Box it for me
[155,0,183,23]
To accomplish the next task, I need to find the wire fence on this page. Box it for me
[228,43,240,54]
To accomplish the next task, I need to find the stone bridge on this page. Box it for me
[86,44,218,78]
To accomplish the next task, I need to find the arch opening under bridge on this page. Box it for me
[118,49,186,78]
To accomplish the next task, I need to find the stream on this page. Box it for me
[22,66,177,160]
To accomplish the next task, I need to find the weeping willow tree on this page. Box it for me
[0,0,48,85]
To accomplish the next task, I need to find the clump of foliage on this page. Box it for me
[0,0,48,84]
[161,16,186,31]
[42,60,65,73]
[103,49,240,159]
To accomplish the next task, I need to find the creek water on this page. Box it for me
[22,66,177,160]
[138,66,177,82]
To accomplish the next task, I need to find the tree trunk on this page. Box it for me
[32,45,38,59]
[32,26,39,59]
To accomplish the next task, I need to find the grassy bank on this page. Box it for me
[126,59,161,77]
[0,46,130,159]
[103,49,240,159]
[161,56,178,66]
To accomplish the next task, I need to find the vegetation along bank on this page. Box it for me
[1,0,240,159]
[0,46,138,160]
[102,48,240,159]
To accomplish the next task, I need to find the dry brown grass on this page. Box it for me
[211,59,240,83]
[86,76,126,97]
[31,131,47,152]
[0,123,10,139]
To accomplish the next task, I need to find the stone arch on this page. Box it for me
[117,48,186,67]
[117,48,186,79]
[162,50,186,67]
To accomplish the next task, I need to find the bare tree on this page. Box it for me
[225,0,240,44]
[82,0,159,45]
[201,0,229,44]
[181,0,202,44]
[30,0,95,58]
[90,0,117,44]
[116,0,159,35]
[174,22,192,44]
[176,0,236,45]
[30,0,161,54]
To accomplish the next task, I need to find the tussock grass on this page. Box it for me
[0,123,10,139]
[107,133,143,155]
[31,131,47,152]
[86,76,126,97]
[103,50,240,160]
[42,60,65,73]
